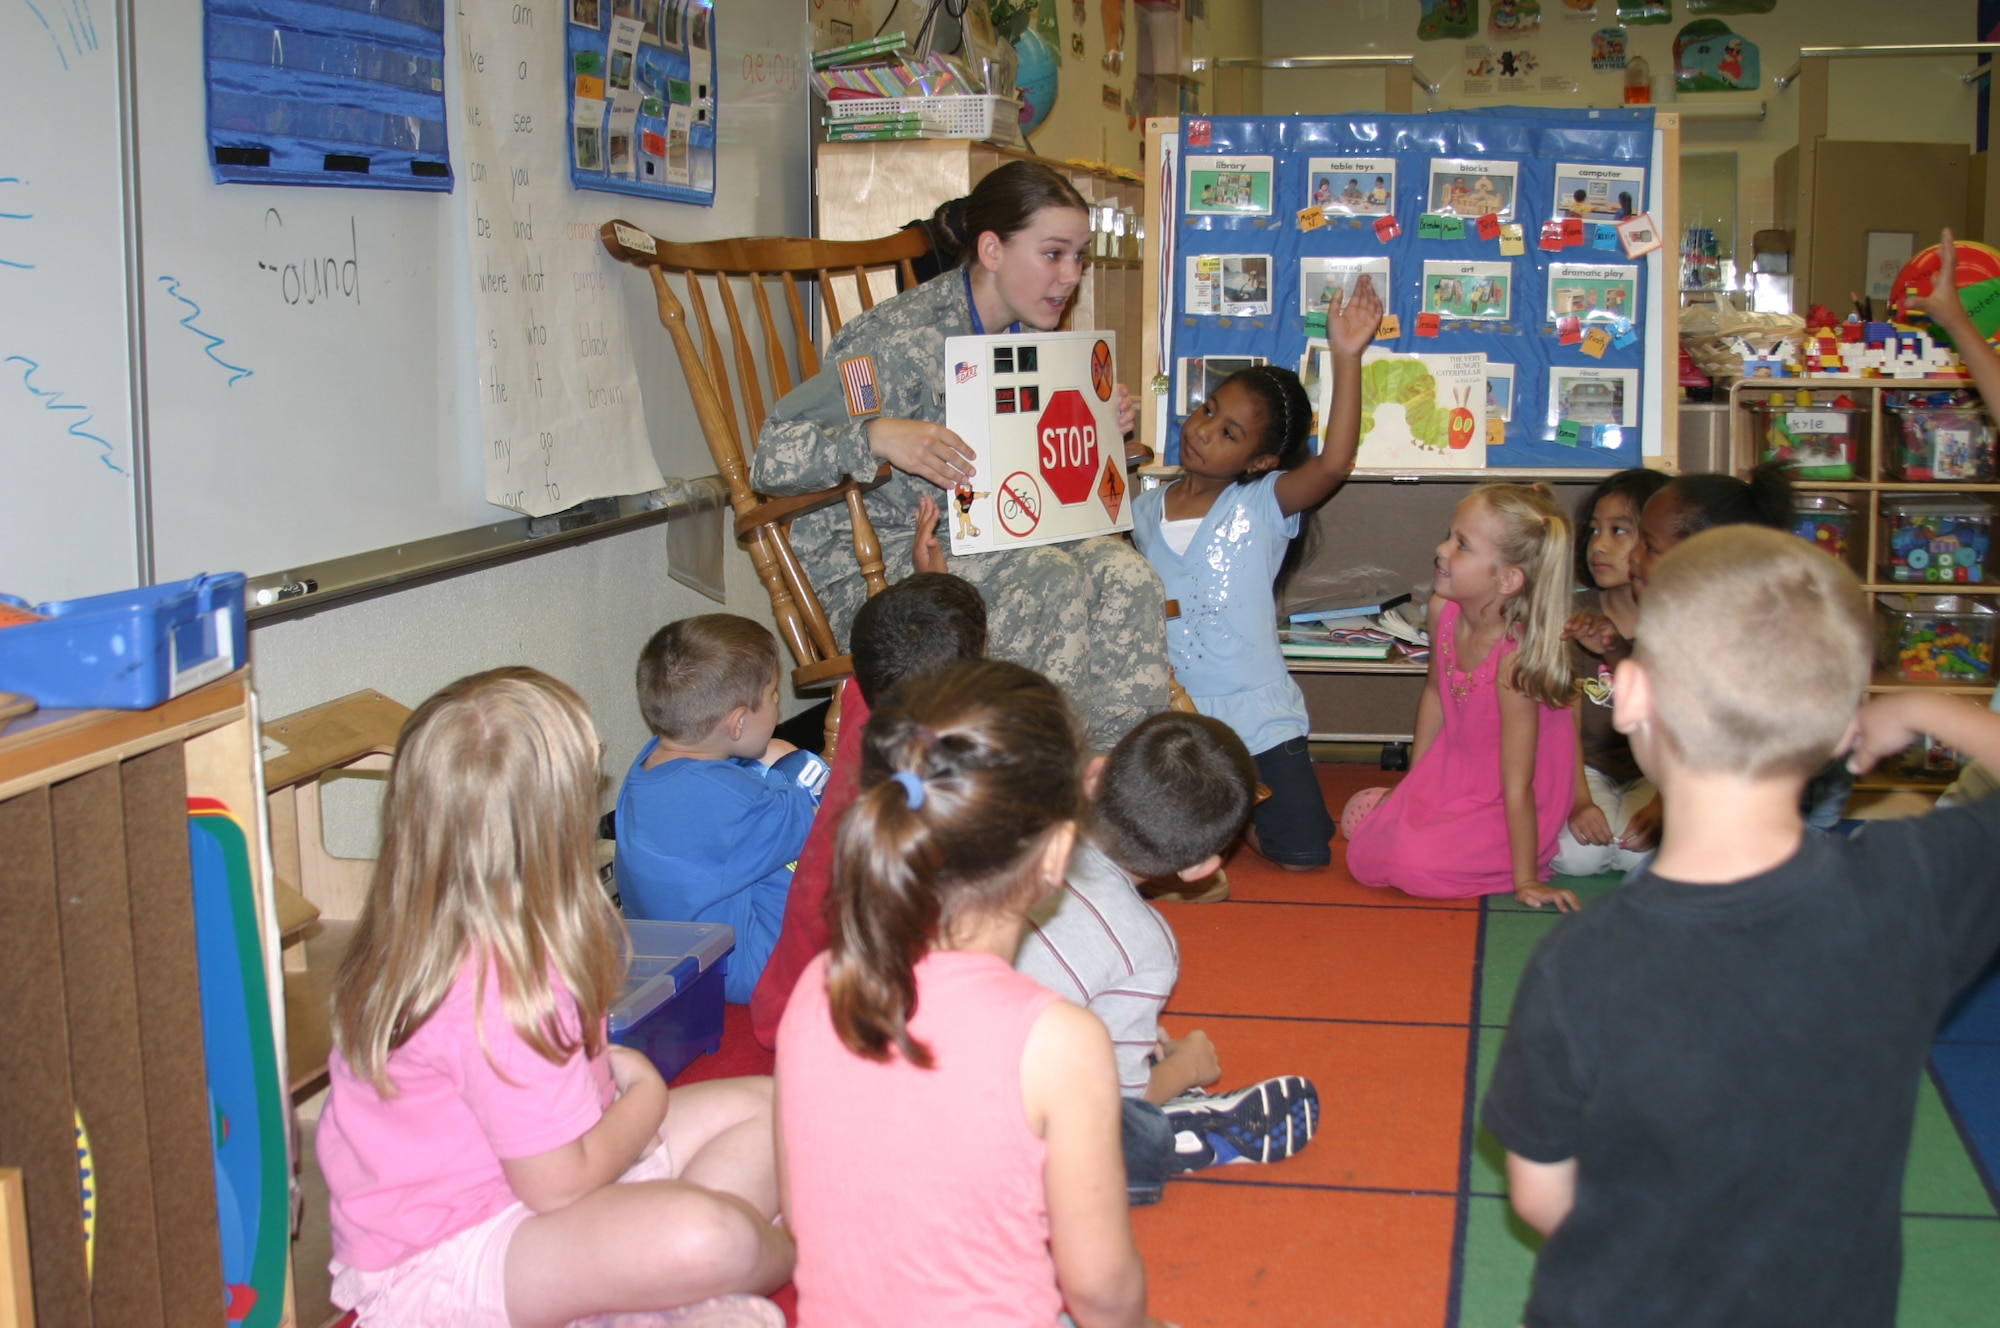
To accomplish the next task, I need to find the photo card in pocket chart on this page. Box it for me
[1300,257,1392,316]
[1427,157,1519,222]
[1178,355,1269,417]
[1552,163,1645,221]
[1186,156,1276,216]
[945,332,1131,555]
[1423,261,1513,321]
[1547,366,1639,449]
[1355,349,1489,470]
[1188,255,1273,316]
[1547,263,1638,324]
[1306,157,1397,217]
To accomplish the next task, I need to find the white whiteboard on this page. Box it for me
[1,0,812,601]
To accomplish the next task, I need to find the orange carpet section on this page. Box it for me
[1137,762,1460,1328]
[677,762,1437,1327]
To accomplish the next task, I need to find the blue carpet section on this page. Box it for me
[1935,959,2000,1209]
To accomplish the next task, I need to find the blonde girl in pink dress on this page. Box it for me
[1343,485,1581,911]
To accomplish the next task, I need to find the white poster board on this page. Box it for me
[944,330,1130,555]
[1355,348,1488,471]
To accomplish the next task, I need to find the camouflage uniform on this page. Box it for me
[752,270,1168,747]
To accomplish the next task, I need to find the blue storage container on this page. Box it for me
[0,573,248,709]
[610,919,734,1082]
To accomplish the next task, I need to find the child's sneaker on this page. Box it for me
[1163,1075,1319,1173]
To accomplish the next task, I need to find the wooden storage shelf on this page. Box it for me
[1731,376,1997,789]
[0,671,297,1326]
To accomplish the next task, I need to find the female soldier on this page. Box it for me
[752,162,1167,747]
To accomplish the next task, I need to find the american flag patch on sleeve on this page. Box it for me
[839,355,881,417]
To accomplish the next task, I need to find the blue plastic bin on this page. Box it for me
[609,919,734,1082]
[0,573,248,709]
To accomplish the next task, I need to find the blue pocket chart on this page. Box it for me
[565,0,718,206]
[204,0,453,191]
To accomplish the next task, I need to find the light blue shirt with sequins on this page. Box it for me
[1132,472,1308,755]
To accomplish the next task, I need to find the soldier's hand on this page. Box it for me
[868,417,975,488]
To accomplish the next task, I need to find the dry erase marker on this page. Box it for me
[255,578,317,606]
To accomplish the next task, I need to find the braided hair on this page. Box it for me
[1222,364,1315,481]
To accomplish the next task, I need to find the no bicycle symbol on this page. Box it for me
[998,470,1043,538]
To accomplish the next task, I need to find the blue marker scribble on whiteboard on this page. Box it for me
[157,275,254,385]
[4,355,126,475]
[20,0,99,70]
[0,176,32,270]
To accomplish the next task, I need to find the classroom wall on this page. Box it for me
[248,524,781,822]
[1253,0,1979,272]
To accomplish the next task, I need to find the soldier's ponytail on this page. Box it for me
[826,659,1084,1065]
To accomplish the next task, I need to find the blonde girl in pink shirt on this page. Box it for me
[316,667,794,1327]
[776,660,1173,1328]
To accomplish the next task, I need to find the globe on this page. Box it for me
[1014,28,1060,135]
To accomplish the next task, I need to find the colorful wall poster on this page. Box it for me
[1547,263,1639,322]
[1423,261,1513,320]
[1428,157,1519,220]
[1187,254,1272,316]
[1547,365,1639,447]
[1306,157,1397,216]
[1300,257,1391,316]
[1356,349,1489,469]
[944,331,1131,555]
[1590,26,1627,69]
[1187,155,1276,215]
[1417,0,1480,41]
[1178,355,1267,415]
[1491,0,1542,33]
[1553,162,1644,219]
[1674,19,1759,90]
[566,0,717,203]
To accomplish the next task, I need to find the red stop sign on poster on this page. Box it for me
[1038,389,1099,506]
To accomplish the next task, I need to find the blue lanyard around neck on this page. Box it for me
[963,267,1022,337]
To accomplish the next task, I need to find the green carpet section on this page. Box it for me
[1456,874,2000,1327]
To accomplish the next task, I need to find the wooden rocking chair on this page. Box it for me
[599,222,932,711]
[600,219,1196,745]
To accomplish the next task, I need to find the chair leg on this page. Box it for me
[822,682,846,762]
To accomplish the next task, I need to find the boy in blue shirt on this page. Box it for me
[616,614,828,1003]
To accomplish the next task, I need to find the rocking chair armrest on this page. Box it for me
[735,465,893,538]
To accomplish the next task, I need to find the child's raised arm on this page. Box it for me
[1913,229,2000,416]
[1499,657,1579,913]
[1275,275,1384,517]
[1850,692,2000,777]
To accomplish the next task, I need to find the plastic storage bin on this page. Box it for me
[0,572,248,709]
[1792,495,1856,563]
[610,919,734,1082]
[1878,595,1998,683]
[1747,401,1858,479]
[1885,407,1995,481]
[1883,498,1992,585]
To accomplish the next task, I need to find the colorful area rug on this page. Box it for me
[676,763,2000,1326]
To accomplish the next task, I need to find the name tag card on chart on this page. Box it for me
[944,331,1131,555]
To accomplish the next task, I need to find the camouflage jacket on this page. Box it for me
[750,270,972,591]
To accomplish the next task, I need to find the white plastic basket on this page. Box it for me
[825,94,1022,144]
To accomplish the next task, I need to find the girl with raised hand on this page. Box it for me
[1343,485,1582,911]
[1131,277,1384,872]
[776,658,1172,1328]
[319,668,793,1328]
